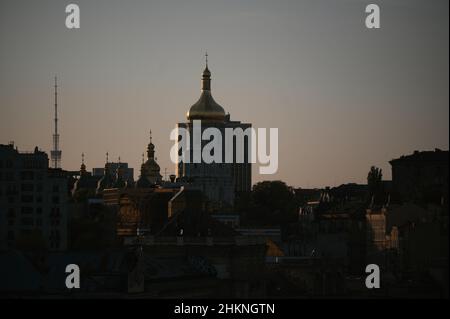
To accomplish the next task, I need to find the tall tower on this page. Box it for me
[50,76,62,169]
[177,55,252,207]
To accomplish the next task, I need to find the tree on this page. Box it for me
[248,181,298,225]
[367,166,384,204]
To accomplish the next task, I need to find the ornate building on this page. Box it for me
[176,56,252,207]
[141,131,162,185]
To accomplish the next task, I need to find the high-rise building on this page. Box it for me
[175,56,252,207]
[0,143,68,251]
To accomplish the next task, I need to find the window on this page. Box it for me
[21,207,33,214]
[20,217,34,226]
[20,171,34,180]
[7,208,15,218]
[5,172,14,181]
[21,195,33,203]
[21,184,34,192]
[6,184,18,195]
[7,231,14,240]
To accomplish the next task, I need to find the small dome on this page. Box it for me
[113,165,126,189]
[124,179,134,189]
[136,175,152,188]
[96,173,113,193]
[202,66,211,77]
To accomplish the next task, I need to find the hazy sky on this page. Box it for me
[0,0,448,187]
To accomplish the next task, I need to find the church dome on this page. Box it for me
[96,170,113,193]
[187,62,226,122]
[136,175,152,188]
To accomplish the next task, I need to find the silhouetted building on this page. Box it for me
[93,161,134,186]
[141,131,163,184]
[0,143,68,251]
[390,149,449,204]
[71,153,102,198]
[176,57,252,207]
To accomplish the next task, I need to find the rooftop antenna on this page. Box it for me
[50,76,62,169]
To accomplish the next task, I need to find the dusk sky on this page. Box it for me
[0,0,448,187]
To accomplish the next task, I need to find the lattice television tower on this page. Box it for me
[50,76,62,169]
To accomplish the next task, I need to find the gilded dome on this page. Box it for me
[186,65,226,122]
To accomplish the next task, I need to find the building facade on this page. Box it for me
[175,60,252,207]
[0,143,68,251]
[390,149,449,204]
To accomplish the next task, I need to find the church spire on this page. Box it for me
[80,152,86,174]
[202,52,211,91]
[147,129,155,160]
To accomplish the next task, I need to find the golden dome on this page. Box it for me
[186,64,226,122]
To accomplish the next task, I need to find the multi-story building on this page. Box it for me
[175,59,252,207]
[390,149,448,204]
[93,162,134,184]
[0,143,68,251]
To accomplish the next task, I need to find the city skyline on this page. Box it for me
[0,0,448,188]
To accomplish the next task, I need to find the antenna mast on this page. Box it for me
[50,76,62,169]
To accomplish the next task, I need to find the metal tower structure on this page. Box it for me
[50,76,62,169]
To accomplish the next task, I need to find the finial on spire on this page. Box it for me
[142,153,145,164]
[205,51,208,67]
[106,152,109,163]
[149,129,152,144]
[81,152,85,165]
[118,156,121,164]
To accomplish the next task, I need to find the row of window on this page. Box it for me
[6,206,61,215]
[0,171,47,181]
[0,159,14,169]
[5,230,62,249]
[7,218,59,227]
[0,195,59,204]
[0,158,47,169]
[0,184,60,194]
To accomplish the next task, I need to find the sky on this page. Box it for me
[0,0,448,188]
